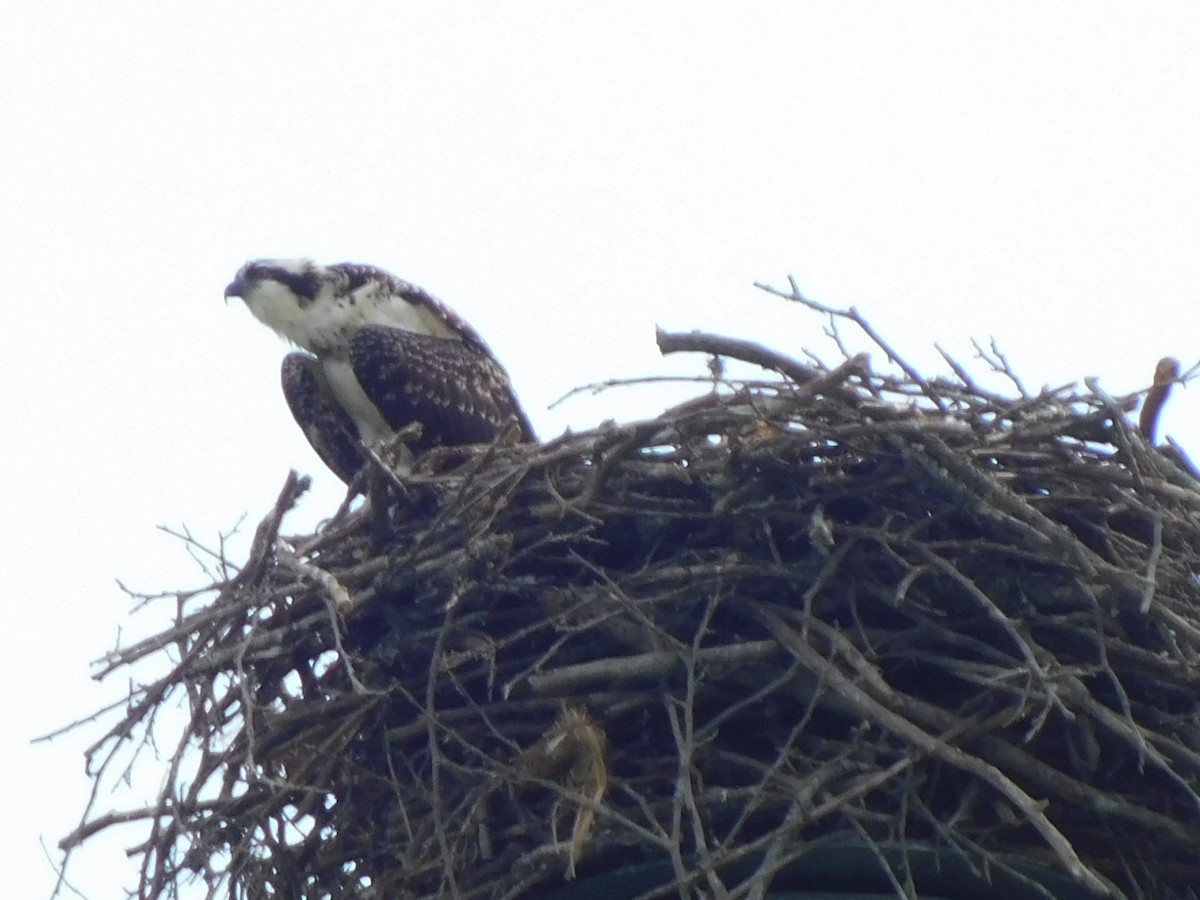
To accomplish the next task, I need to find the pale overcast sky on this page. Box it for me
[6,4,1200,897]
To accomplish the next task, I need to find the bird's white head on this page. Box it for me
[225,258,339,350]
[225,258,459,353]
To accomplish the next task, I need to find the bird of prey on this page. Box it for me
[225,259,534,483]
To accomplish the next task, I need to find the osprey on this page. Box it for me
[226,259,534,483]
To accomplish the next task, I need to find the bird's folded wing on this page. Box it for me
[349,325,534,454]
[281,352,365,484]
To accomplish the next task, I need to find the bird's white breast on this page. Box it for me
[321,357,394,446]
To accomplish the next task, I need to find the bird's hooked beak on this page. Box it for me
[224,276,248,305]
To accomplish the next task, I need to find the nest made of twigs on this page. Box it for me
[63,286,1200,900]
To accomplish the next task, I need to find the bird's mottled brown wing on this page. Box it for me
[281,352,365,484]
[349,325,534,455]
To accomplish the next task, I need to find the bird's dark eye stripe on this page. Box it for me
[258,266,322,301]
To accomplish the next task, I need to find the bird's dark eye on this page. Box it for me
[259,265,322,302]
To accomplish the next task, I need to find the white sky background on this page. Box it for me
[5,3,1200,897]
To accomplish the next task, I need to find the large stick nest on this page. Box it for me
[64,286,1200,899]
